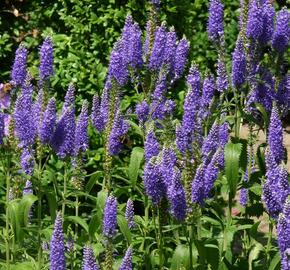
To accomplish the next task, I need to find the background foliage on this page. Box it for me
[0,0,289,269]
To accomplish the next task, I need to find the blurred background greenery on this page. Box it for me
[0,0,286,103]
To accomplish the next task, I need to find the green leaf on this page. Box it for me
[117,215,131,244]
[170,244,191,269]
[249,221,261,239]
[45,192,58,221]
[255,103,269,129]
[21,194,38,226]
[249,184,262,196]
[85,171,102,193]
[257,143,267,176]
[205,240,220,270]
[11,261,36,270]
[8,200,23,242]
[66,216,88,233]
[128,147,144,188]
[224,142,242,199]
[268,251,281,270]
[248,243,264,270]
[88,213,100,239]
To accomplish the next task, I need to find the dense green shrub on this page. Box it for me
[0,0,241,102]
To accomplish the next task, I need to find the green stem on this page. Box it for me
[188,225,194,270]
[143,196,150,270]
[5,170,11,270]
[62,164,68,217]
[266,219,273,267]
[103,81,118,192]
[157,207,164,269]
[37,150,43,270]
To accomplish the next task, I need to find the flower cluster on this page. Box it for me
[277,199,290,270]
[82,245,99,270]
[103,195,118,239]
[50,213,66,270]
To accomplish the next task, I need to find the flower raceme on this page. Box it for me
[268,107,284,164]
[40,97,56,145]
[207,0,224,41]
[82,245,99,270]
[14,79,37,148]
[11,45,28,87]
[272,8,290,53]
[125,199,135,229]
[75,100,89,155]
[50,213,66,270]
[119,247,133,270]
[103,195,118,239]
[39,37,54,81]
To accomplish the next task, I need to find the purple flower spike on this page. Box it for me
[149,24,167,71]
[167,168,187,221]
[207,0,224,41]
[129,23,143,69]
[75,100,89,155]
[282,249,290,270]
[160,147,177,188]
[39,37,54,81]
[152,73,168,101]
[125,199,135,229]
[232,38,247,87]
[103,195,118,239]
[23,180,33,196]
[219,122,229,148]
[82,245,99,270]
[119,247,133,270]
[136,101,150,123]
[187,65,202,98]
[217,56,229,92]
[14,80,36,147]
[144,161,166,205]
[203,152,221,200]
[259,1,275,44]
[277,199,290,269]
[191,165,205,205]
[272,8,290,53]
[246,0,263,40]
[182,66,201,130]
[50,213,66,270]
[91,95,105,132]
[108,40,128,86]
[202,123,219,164]
[173,38,190,80]
[109,113,129,155]
[239,188,248,206]
[268,107,284,164]
[51,107,76,159]
[201,75,215,107]
[163,28,177,73]
[11,45,28,86]
[40,97,56,145]
[63,84,75,112]
[265,149,278,170]
[144,131,160,162]
[20,148,34,176]
[100,88,109,124]
[262,165,290,218]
